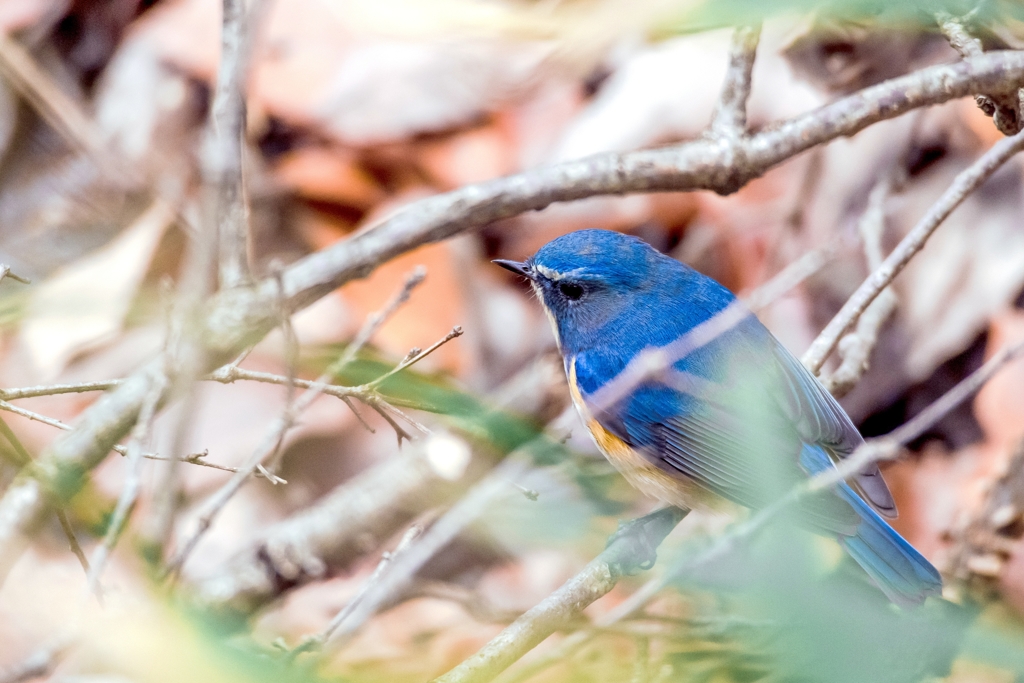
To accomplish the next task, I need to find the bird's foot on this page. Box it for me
[604,506,689,577]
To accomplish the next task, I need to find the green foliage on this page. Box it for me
[659,0,1011,35]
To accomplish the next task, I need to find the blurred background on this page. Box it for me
[1,0,1024,682]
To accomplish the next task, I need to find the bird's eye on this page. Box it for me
[558,281,585,301]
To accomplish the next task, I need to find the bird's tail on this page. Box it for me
[799,444,942,606]
[837,482,943,606]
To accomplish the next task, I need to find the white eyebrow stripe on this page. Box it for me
[534,264,586,281]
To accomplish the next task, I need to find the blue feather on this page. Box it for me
[800,444,942,605]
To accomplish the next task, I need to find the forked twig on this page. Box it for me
[802,128,1024,374]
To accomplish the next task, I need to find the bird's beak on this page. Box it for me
[492,259,533,280]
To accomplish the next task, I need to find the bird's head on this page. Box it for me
[494,229,665,353]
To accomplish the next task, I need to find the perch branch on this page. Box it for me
[431,508,689,683]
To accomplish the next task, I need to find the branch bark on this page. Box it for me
[710,23,761,138]
[937,12,1022,135]
[206,0,266,289]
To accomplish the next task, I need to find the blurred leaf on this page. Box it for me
[657,0,1013,36]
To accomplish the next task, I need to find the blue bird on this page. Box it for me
[494,229,942,606]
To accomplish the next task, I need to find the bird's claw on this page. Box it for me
[604,507,686,576]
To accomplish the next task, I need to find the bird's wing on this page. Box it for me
[578,366,861,534]
[767,340,897,519]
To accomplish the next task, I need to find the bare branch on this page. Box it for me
[320,455,532,648]
[0,637,70,683]
[206,0,269,289]
[820,175,899,397]
[164,269,428,577]
[270,52,1024,319]
[0,398,261,478]
[86,371,169,595]
[587,300,752,415]
[710,23,762,138]
[476,341,1024,683]
[196,438,474,614]
[937,12,1022,135]
[801,127,1024,374]
[0,418,90,576]
[431,508,689,683]
[196,359,562,615]
[289,522,425,659]
[0,380,123,401]
[743,242,837,312]
[336,266,427,370]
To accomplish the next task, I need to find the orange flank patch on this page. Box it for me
[568,357,719,511]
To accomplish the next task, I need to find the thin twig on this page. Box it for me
[85,371,169,596]
[801,127,1024,374]
[0,380,123,401]
[335,266,427,371]
[0,399,259,477]
[206,0,269,288]
[366,326,464,388]
[163,270,428,578]
[54,509,91,577]
[586,300,752,415]
[195,359,564,615]
[820,174,900,397]
[710,23,762,138]
[0,264,30,285]
[320,455,533,650]
[288,523,425,659]
[742,242,838,312]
